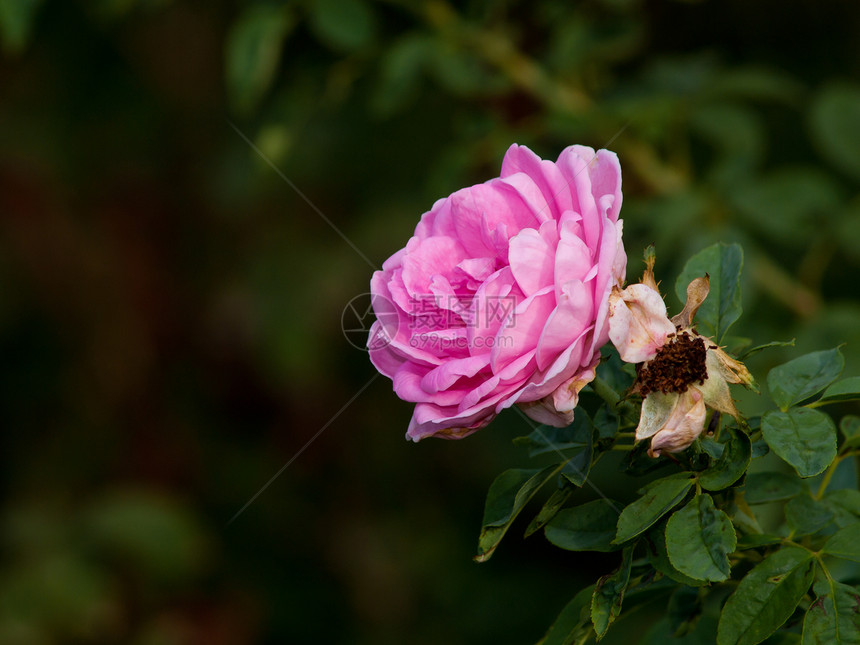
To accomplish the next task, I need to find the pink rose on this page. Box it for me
[368,144,627,441]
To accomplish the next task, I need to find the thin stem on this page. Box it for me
[591,376,621,408]
[610,444,634,452]
[816,455,846,500]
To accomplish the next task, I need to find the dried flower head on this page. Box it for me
[608,254,755,457]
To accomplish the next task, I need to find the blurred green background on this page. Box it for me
[1,0,860,643]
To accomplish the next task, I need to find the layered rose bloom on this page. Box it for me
[368,144,626,441]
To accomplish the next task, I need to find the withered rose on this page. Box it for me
[608,255,755,456]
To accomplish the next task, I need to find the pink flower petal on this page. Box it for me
[536,279,593,372]
[589,218,627,356]
[490,286,556,373]
[554,220,594,296]
[401,236,469,296]
[500,144,574,219]
[508,226,555,297]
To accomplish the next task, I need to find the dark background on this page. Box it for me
[1,0,860,643]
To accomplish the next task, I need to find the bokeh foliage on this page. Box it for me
[1,0,859,643]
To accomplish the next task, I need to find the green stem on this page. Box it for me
[816,455,845,500]
[591,376,621,408]
[610,444,634,452]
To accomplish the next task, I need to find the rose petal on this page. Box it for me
[536,279,593,372]
[648,389,706,457]
[608,283,675,364]
[554,219,594,296]
[589,218,627,357]
[508,226,555,297]
[449,181,537,258]
[401,236,469,296]
[697,349,741,418]
[500,144,574,219]
[490,286,555,373]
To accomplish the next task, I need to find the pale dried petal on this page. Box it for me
[641,245,659,292]
[648,389,707,457]
[608,284,676,364]
[635,391,677,441]
[696,350,741,419]
[710,345,758,392]
[671,276,710,330]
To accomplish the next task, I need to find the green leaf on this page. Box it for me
[666,493,737,582]
[642,615,719,645]
[767,348,845,411]
[840,416,860,452]
[821,523,860,563]
[475,465,558,562]
[717,546,816,645]
[810,83,860,182]
[739,339,796,360]
[622,575,678,610]
[668,586,704,638]
[785,494,835,537]
[620,439,671,476]
[699,426,752,490]
[562,427,595,488]
[752,440,771,459]
[0,0,43,54]
[762,408,838,478]
[545,500,621,552]
[812,457,858,496]
[225,5,294,115]
[525,486,573,538]
[728,493,765,535]
[823,489,860,528]
[540,585,595,645]
[615,475,694,544]
[802,580,860,645]
[646,522,706,587]
[841,416,860,440]
[736,534,783,550]
[308,0,376,52]
[593,403,620,440]
[744,472,804,504]
[591,545,634,639]
[514,412,592,457]
[812,377,860,407]
[674,242,743,341]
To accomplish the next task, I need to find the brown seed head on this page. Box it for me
[637,331,708,396]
